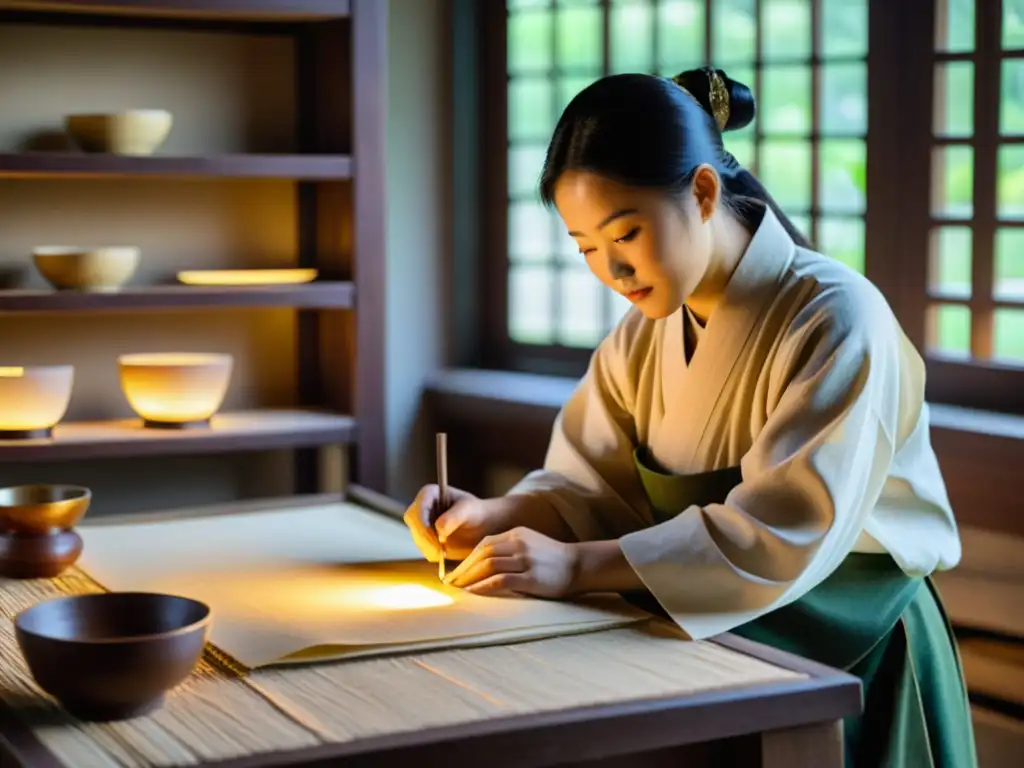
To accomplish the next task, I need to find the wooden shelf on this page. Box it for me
[0,409,356,462]
[0,282,355,313]
[0,1,351,23]
[0,152,352,180]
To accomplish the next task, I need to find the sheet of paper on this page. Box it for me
[77,503,650,668]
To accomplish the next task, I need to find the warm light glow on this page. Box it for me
[342,584,454,611]
[177,269,318,286]
[0,365,74,432]
[118,353,232,425]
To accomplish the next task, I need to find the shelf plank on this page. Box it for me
[0,152,352,180]
[0,1,351,22]
[0,282,355,313]
[0,410,357,462]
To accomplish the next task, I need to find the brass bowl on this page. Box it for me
[0,530,83,579]
[15,592,211,722]
[0,485,91,535]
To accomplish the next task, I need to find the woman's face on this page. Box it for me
[553,169,717,320]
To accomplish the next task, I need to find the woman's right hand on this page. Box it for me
[403,484,515,563]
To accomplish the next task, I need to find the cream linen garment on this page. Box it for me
[507,207,962,641]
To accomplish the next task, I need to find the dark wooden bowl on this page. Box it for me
[0,484,91,535]
[0,529,83,579]
[15,592,211,722]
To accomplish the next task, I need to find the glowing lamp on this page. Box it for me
[118,353,232,429]
[176,269,318,286]
[0,365,74,439]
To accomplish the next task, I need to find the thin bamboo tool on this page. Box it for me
[435,432,448,581]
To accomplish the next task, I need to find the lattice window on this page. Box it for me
[504,0,868,351]
[928,0,1024,367]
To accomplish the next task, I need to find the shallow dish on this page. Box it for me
[15,592,211,721]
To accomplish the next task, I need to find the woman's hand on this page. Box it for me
[403,485,517,562]
[442,527,579,598]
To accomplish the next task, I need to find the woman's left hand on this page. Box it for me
[443,527,578,598]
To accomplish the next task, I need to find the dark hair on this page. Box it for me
[538,67,811,249]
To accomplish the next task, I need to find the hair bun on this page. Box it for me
[672,67,756,133]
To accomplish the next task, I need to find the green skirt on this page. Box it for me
[631,448,978,768]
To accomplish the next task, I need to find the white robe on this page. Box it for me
[508,207,962,641]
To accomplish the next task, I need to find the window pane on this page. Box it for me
[509,78,555,141]
[712,0,756,64]
[927,304,971,358]
[935,63,974,137]
[761,65,812,134]
[555,227,581,265]
[508,0,550,8]
[656,0,706,73]
[759,140,812,210]
[929,226,972,299]
[762,0,811,61]
[820,63,867,135]
[821,0,867,58]
[998,145,1024,219]
[932,146,974,218]
[509,265,554,344]
[818,217,865,273]
[1001,60,1024,135]
[723,66,756,140]
[509,201,554,262]
[508,144,547,199]
[725,137,755,168]
[611,0,654,74]
[558,266,605,347]
[557,75,597,113]
[995,228,1024,301]
[508,10,553,73]
[557,4,603,72]
[789,213,812,240]
[936,0,974,53]
[819,139,867,214]
[994,309,1024,363]
[1004,0,1024,50]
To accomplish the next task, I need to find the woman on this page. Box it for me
[404,68,976,767]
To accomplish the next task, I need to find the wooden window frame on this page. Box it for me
[453,0,1024,415]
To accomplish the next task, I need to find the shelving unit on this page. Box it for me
[0,0,387,497]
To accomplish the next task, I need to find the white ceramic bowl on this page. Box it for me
[0,366,74,437]
[118,354,233,427]
[33,246,139,292]
[65,110,173,156]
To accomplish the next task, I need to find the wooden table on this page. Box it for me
[0,491,861,768]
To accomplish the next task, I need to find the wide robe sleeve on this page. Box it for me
[512,286,906,641]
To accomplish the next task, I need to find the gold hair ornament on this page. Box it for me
[706,69,731,131]
[672,68,731,132]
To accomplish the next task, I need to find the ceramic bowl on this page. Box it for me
[15,592,211,721]
[118,353,233,428]
[0,529,84,579]
[33,246,139,292]
[0,365,74,438]
[65,110,173,156]
[0,484,91,535]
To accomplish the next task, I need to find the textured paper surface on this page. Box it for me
[77,503,650,668]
